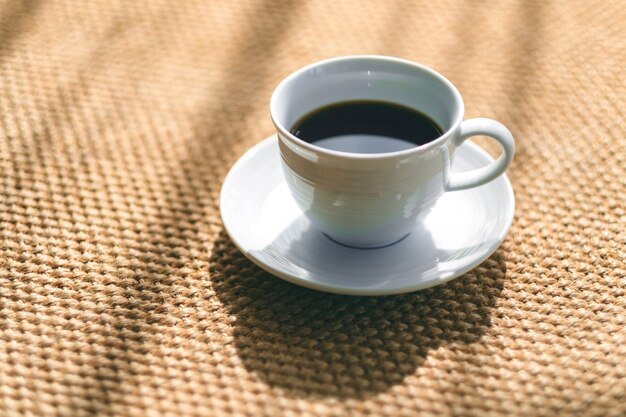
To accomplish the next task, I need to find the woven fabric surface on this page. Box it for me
[1,0,625,416]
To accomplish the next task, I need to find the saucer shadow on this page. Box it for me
[210,228,506,399]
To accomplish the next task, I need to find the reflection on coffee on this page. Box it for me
[290,100,443,153]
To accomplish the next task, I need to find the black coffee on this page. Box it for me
[290,100,443,152]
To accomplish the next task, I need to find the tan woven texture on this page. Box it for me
[1,0,625,416]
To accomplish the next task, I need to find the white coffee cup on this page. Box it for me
[270,56,514,248]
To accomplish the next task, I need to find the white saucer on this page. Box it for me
[220,135,514,296]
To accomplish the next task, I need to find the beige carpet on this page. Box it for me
[0,1,625,416]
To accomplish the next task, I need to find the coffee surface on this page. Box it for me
[290,100,443,153]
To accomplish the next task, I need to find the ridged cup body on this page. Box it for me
[271,56,464,248]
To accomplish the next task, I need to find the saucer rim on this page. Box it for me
[220,135,515,296]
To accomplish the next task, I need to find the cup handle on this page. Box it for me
[446,118,515,191]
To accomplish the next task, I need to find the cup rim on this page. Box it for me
[270,55,465,160]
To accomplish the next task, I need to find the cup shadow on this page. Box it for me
[210,228,507,399]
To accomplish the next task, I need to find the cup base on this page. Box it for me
[322,232,411,250]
